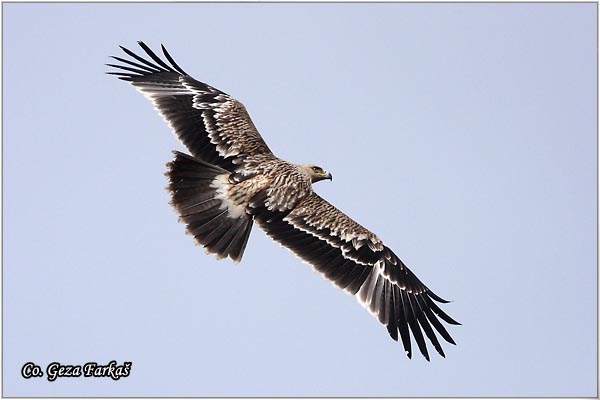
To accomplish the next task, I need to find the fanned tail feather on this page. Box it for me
[166,151,253,263]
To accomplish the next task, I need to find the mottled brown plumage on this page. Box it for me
[108,42,460,361]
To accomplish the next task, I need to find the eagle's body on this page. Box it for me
[108,42,459,361]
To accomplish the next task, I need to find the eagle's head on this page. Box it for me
[301,165,333,183]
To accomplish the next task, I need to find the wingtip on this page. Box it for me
[105,72,134,81]
[160,43,187,75]
[427,290,451,304]
[230,252,243,264]
[436,347,446,358]
[387,325,399,342]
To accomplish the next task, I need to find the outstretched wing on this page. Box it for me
[107,41,272,170]
[253,193,460,361]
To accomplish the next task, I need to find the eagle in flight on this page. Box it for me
[108,42,459,360]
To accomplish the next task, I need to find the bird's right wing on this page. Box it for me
[253,192,460,361]
[108,42,272,170]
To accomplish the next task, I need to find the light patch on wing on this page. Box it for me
[187,86,245,159]
[211,104,245,156]
[133,84,191,99]
[288,195,384,253]
[201,110,220,140]
[210,174,246,219]
[181,78,219,96]
[280,218,374,268]
[356,260,391,319]
[283,216,383,265]
[180,80,230,153]
[129,80,199,150]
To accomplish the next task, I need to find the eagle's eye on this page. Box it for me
[312,166,323,173]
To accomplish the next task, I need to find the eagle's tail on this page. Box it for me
[166,151,253,263]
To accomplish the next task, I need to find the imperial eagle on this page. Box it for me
[108,42,460,360]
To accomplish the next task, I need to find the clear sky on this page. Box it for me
[3,3,597,397]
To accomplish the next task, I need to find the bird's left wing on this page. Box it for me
[108,42,272,170]
[253,193,460,361]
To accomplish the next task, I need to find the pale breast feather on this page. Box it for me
[251,159,314,212]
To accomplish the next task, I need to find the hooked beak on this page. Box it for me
[325,171,333,181]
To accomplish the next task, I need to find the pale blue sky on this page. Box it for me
[3,3,597,397]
